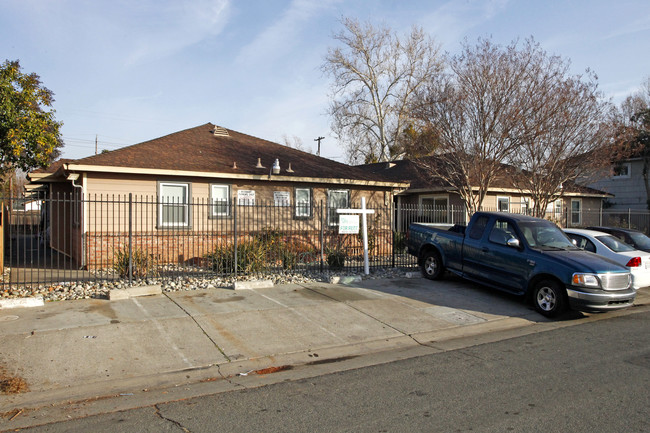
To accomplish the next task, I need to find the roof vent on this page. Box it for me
[232,161,237,169]
[213,126,229,137]
[286,162,294,173]
[255,158,265,169]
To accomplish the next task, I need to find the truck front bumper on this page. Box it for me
[566,286,637,313]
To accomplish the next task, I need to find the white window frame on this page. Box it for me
[497,196,510,212]
[613,162,631,179]
[295,187,312,219]
[571,198,582,226]
[210,184,230,218]
[521,197,530,215]
[327,189,350,226]
[554,199,562,218]
[419,194,449,222]
[158,181,190,228]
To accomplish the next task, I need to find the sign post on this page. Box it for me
[337,197,375,275]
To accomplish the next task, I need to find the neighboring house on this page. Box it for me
[357,158,611,229]
[587,156,648,210]
[28,123,408,268]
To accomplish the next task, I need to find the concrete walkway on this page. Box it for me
[1,276,648,429]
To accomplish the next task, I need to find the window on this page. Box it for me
[295,188,312,218]
[568,234,596,252]
[419,195,448,223]
[327,189,350,226]
[159,182,190,227]
[571,199,581,225]
[469,215,489,240]
[613,162,631,179]
[210,184,230,217]
[497,197,510,212]
[554,200,562,219]
[488,220,519,246]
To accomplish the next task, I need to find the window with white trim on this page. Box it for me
[295,187,312,218]
[419,195,449,223]
[613,162,631,179]
[159,182,190,227]
[497,196,510,212]
[327,189,350,226]
[210,184,230,217]
[571,199,582,225]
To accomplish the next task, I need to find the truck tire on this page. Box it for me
[533,279,567,318]
[421,250,444,280]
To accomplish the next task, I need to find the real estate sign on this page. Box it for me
[338,214,360,234]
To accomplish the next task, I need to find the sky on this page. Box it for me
[2,0,649,163]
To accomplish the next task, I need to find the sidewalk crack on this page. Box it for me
[154,404,191,432]
[163,292,231,363]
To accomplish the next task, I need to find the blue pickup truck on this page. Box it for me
[407,211,636,317]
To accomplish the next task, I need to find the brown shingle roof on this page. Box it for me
[71,123,395,183]
[357,157,610,196]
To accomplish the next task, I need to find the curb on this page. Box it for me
[0,296,44,309]
[109,285,162,301]
[233,280,274,290]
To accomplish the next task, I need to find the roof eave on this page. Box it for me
[64,164,410,189]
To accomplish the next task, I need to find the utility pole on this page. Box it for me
[314,136,324,156]
[95,134,98,155]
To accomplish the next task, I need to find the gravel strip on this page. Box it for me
[0,267,418,302]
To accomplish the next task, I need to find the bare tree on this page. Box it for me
[506,45,613,217]
[408,38,533,213]
[281,134,312,153]
[322,17,443,164]
[610,77,650,208]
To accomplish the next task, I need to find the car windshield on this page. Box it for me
[628,232,650,249]
[519,221,577,250]
[596,235,636,253]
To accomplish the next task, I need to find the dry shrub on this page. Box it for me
[0,365,28,394]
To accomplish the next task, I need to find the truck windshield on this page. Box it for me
[518,221,577,250]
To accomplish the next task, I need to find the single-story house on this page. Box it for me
[357,158,612,229]
[28,123,409,269]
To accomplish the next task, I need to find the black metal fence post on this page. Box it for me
[233,203,238,279]
[319,200,324,273]
[128,193,133,285]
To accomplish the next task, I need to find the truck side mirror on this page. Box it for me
[506,238,521,249]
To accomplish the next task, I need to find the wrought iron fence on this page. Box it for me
[1,194,420,290]
[3,193,650,290]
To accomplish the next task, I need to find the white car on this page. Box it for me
[564,228,650,290]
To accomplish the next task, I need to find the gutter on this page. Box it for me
[63,163,410,189]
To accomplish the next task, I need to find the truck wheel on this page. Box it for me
[533,280,567,318]
[421,251,444,280]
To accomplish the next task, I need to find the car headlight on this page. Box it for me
[572,273,601,288]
